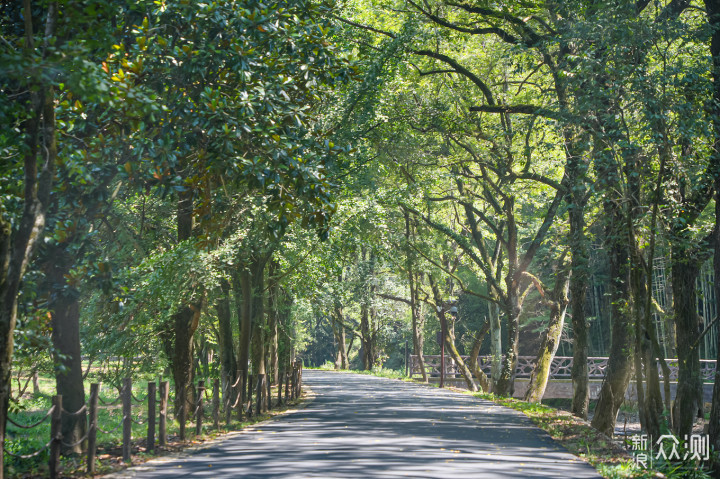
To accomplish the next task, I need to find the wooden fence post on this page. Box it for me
[49,395,62,479]
[147,382,156,454]
[122,377,132,462]
[196,380,204,437]
[213,378,220,429]
[87,385,99,474]
[159,381,168,447]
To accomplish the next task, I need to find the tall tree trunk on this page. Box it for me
[215,279,236,403]
[359,247,376,370]
[494,286,521,397]
[702,2,720,471]
[567,147,590,419]
[489,298,502,388]
[237,254,267,409]
[333,308,348,369]
[46,248,86,454]
[172,304,201,427]
[0,4,58,474]
[268,261,280,384]
[525,270,571,403]
[172,187,203,425]
[404,212,427,381]
[591,172,633,436]
[671,246,703,437]
[409,270,427,382]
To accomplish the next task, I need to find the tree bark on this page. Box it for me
[45,247,86,454]
[404,212,427,382]
[566,142,590,419]
[702,1,720,471]
[0,4,58,473]
[429,277,477,391]
[494,286,521,396]
[670,247,703,438]
[332,308,348,369]
[215,279,236,403]
[591,161,633,436]
[468,319,491,392]
[268,261,280,384]
[524,271,571,403]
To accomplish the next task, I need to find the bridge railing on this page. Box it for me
[410,355,717,383]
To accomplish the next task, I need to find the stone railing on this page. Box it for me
[410,355,716,383]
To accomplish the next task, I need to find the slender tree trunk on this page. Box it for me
[671,247,703,437]
[409,270,427,382]
[468,319,491,392]
[489,298,502,388]
[429,277,477,391]
[567,149,590,418]
[234,269,250,406]
[333,308,348,369]
[494,287,521,396]
[268,261,279,384]
[215,279,236,403]
[404,212,427,381]
[525,271,571,403]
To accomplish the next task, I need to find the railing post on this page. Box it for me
[147,382,156,454]
[212,378,220,429]
[196,380,204,437]
[122,377,132,462]
[49,395,62,479]
[159,381,168,446]
[88,385,99,474]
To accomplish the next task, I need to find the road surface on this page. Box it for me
[109,370,601,478]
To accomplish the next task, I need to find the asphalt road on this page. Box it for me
[110,370,601,478]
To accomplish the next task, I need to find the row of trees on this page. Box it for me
[2,0,720,476]
[315,0,720,456]
[0,0,352,475]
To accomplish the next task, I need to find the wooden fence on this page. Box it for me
[4,360,303,478]
[410,355,717,383]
